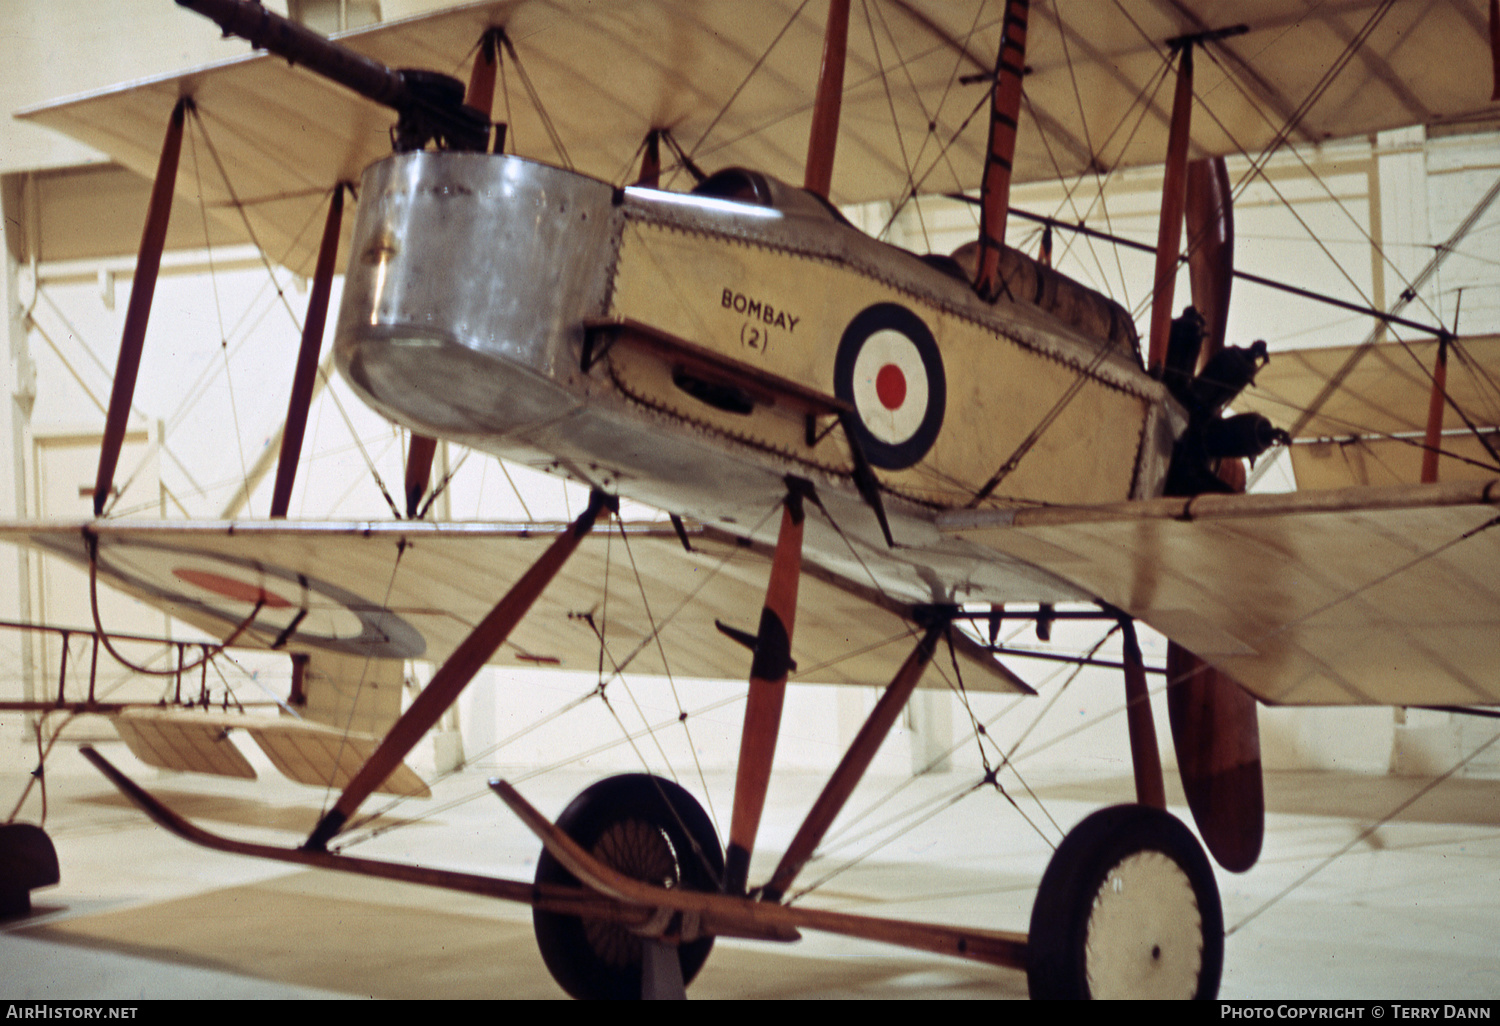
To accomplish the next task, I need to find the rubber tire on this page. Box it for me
[1027,804,1223,1000]
[533,774,724,1000]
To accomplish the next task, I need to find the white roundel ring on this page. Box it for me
[834,303,946,469]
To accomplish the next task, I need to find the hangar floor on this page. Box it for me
[2,740,1498,1000]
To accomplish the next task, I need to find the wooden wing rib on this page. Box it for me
[241,719,429,797]
[113,707,257,779]
[943,479,1500,706]
[110,707,429,795]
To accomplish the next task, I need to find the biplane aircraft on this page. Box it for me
[3,0,1500,1000]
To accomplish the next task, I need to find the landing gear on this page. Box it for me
[533,774,724,1000]
[1027,804,1223,1000]
[0,823,59,919]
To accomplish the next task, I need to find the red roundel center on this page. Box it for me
[875,364,907,410]
[173,568,292,609]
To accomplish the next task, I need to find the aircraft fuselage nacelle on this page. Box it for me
[336,152,1181,606]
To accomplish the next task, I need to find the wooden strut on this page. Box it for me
[78,745,644,927]
[1147,43,1196,371]
[803,0,850,199]
[635,128,662,189]
[1119,616,1167,810]
[761,618,947,902]
[77,745,1029,971]
[304,490,614,851]
[1422,335,1450,483]
[725,482,809,894]
[974,0,1030,302]
[95,98,187,517]
[271,184,345,518]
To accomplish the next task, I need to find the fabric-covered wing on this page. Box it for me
[17,0,1496,274]
[0,519,1026,696]
[1235,336,1500,490]
[112,707,429,796]
[942,479,1500,706]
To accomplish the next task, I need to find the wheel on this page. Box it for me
[533,774,724,999]
[1027,804,1223,999]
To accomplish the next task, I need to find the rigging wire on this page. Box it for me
[495,30,571,170]
[189,114,402,518]
[868,0,987,232]
[319,537,409,817]
[342,507,781,845]
[1051,1,1135,310]
[187,113,254,518]
[941,628,1064,840]
[862,0,932,251]
[498,459,535,522]
[574,524,690,789]
[967,337,1123,504]
[5,710,78,827]
[1232,388,1500,477]
[613,520,721,832]
[685,0,812,168]
[1227,723,1500,936]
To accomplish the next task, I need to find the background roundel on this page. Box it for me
[94,541,426,660]
[834,303,946,469]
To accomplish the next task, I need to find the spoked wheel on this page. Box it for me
[1027,804,1223,1000]
[533,774,724,1000]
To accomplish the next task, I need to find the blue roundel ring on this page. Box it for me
[833,303,946,470]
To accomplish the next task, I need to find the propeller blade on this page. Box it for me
[1176,155,1263,873]
[1185,156,1234,358]
[1166,642,1264,873]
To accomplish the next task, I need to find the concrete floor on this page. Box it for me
[2,740,1499,1000]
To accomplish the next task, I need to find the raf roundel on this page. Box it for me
[834,303,946,470]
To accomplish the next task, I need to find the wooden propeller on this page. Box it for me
[1171,155,1264,874]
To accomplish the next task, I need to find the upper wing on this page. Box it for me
[942,478,1500,706]
[0,518,1027,695]
[17,1,1495,273]
[1235,335,1500,490]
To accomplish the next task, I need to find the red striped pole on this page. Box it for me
[974,0,1030,302]
[725,488,806,893]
